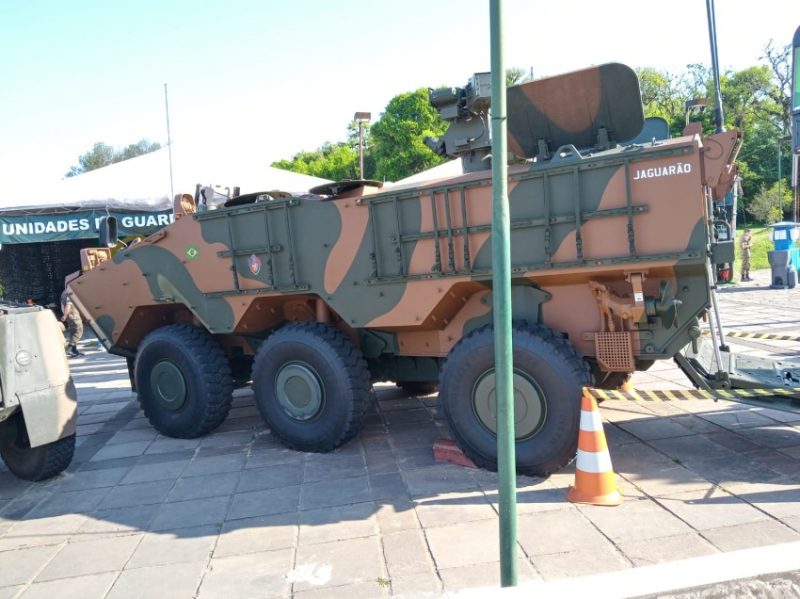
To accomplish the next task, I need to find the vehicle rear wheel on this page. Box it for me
[439,323,591,476]
[135,324,233,438]
[252,322,371,452]
[0,414,75,481]
[397,381,438,396]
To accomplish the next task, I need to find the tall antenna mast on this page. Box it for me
[164,83,175,204]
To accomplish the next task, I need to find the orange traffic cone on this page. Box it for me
[567,388,623,506]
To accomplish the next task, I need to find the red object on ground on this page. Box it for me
[433,438,477,468]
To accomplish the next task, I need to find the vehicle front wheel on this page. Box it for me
[0,414,75,481]
[135,324,233,438]
[439,323,591,476]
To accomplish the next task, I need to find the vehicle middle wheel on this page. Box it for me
[252,322,371,452]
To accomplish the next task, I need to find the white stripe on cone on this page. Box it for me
[579,409,603,432]
[575,449,613,474]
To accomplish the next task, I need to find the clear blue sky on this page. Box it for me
[1,0,798,195]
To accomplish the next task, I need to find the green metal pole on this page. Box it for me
[489,0,517,588]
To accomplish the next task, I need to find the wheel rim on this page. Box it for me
[150,360,188,411]
[472,368,546,440]
[275,361,324,421]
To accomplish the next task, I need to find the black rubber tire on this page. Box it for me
[135,324,233,439]
[397,381,438,396]
[439,323,592,476]
[0,415,75,481]
[252,322,371,452]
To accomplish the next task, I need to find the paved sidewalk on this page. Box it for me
[0,268,798,598]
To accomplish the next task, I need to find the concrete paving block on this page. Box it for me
[215,512,298,558]
[106,428,158,445]
[0,473,33,500]
[516,507,611,558]
[121,459,189,485]
[381,529,435,578]
[374,500,420,535]
[778,444,800,460]
[27,486,110,518]
[145,438,201,455]
[658,488,769,531]
[298,502,377,546]
[126,524,218,569]
[0,513,87,551]
[199,548,293,598]
[577,498,693,545]
[487,482,580,515]
[650,434,738,464]
[698,410,777,431]
[197,430,254,449]
[150,496,230,532]
[369,472,409,502]
[733,424,800,449]
[292,536,384,592]
[244,446,305,469]
[387,571,441,598]
[364,451,400,475]
[414,492,495,528]
[98,479,174,510]
[684,454,787,486]
[227,485,301,521]
[532,546,631,581]
[701,519,800,552]
[622,465,716,497]
[425,519,500,569]
[293,581,390,599]
[617,417,695,441]
[0,544,61,586]
[0,586,21,599]
[438,558,539,593]
[616,532,719,566]
[300,476,370,511]
[723,482,800,519]
[166,471,240,503]
[79,504,161,539]
[50,466,130,492]
[182,451,247,477]
[303,454,367,484]
[401,465,478,499]
[36,534,143,581]
[108,561,206,599]
[90,440,152,462]
[236,463,303,493]
[18,572,118,599]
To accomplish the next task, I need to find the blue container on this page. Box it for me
[768,222,799,251]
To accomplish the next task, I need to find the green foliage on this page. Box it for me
[66,139,161,177]
[369,88,448,182]
[505,67,532,87]
[746,182,794,224]
[272,142,360,181]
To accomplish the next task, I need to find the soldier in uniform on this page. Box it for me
[740,228,752,282]
[60,289,83,357]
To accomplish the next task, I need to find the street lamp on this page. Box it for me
[354,112,371,180]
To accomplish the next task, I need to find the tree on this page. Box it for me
[747,182,793,223]
[505,67,532,87]
[369,89,448,182]
[272,141,360,182]
[65,139,161,177]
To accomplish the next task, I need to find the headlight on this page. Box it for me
[15,350,32,367]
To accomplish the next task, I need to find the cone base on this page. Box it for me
[567,484,623,506]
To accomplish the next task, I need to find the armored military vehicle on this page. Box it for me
[68,63,765,475]
[0,304,76,480]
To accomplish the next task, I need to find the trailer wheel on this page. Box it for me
[135,324,233,438]
[0,414,75,481]
[252,322,371,452]
[439,323,591,476]
[397,381,438,396]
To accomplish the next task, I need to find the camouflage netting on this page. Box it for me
[0,240,98,312]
